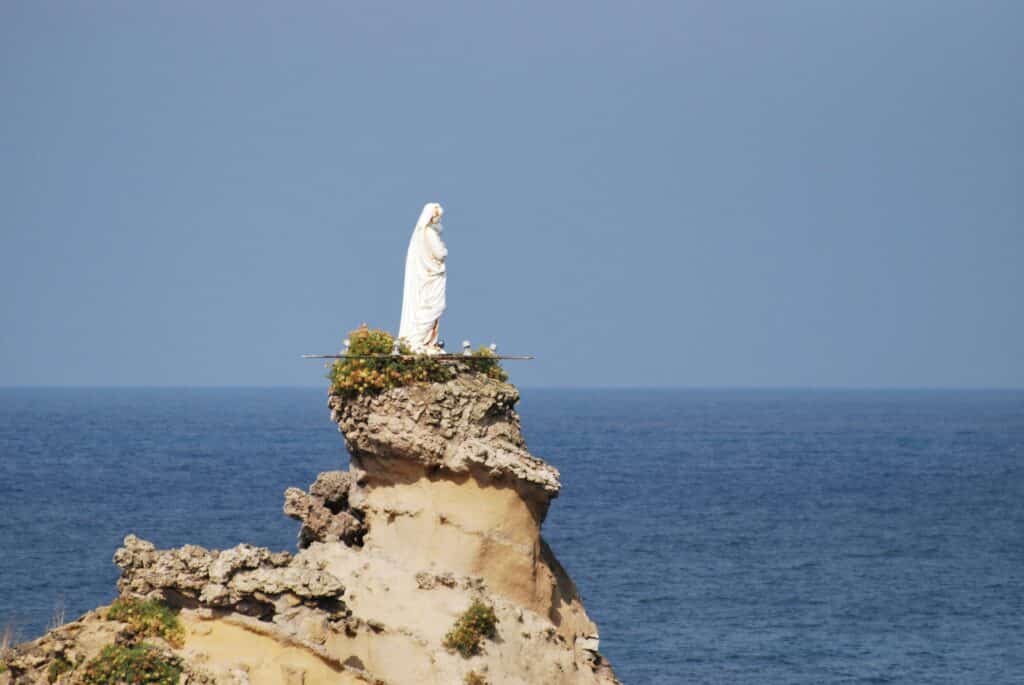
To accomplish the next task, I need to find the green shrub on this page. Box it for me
[466,346,508,382]
[327,326,511,396]
[464,671,489,685]
[327,325,452,396]
[106,599,184,648]
[81,644,181,685]
[443,599,498,658]
[47,655,73,683]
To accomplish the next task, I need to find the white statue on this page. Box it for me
[398,202,447,353]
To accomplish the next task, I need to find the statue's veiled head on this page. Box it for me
[415,202,443,231]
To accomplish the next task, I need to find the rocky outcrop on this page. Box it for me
[3,369,620,685]
[0,610,125,685]
[331,373,561,502]
[329,372,601,642]
[283,471,366,549]
[114,535,345,618]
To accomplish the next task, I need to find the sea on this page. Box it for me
[1,387,1022,684]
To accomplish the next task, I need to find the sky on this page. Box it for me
[1,1,1021,388]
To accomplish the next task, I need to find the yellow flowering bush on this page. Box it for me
[328,325,453,396]
[443,599,498,657]
[328,326,511,396]
[106,598,184,648]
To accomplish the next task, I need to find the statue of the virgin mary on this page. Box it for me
[398,202,447,353]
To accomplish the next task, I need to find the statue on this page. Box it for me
[398,202,447,353]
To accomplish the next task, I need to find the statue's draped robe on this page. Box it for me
[399,220,447,351]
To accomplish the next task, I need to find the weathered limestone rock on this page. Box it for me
[330,373,561,504]
[0,608,180,685]
[329,373,598,641]
[114,535,344,618]
[7,369,620,685]
[283,471,366,548]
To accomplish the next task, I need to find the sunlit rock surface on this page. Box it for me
[3,371,620,685]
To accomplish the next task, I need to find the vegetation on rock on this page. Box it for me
[328,325,507,396]
[81,644,181,685]
[80,643,181,685]
[328,325,451,395]
[47,655,72,682]
[106,598,184,648]
[466,345,508,382]
[443,599,499,657]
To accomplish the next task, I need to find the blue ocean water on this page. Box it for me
[1,388,1022,684]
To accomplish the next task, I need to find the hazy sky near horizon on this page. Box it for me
[1,2,1021,387]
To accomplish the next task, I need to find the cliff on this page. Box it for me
[1,370,620,685]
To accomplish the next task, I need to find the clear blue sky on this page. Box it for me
[1,1,1021,387]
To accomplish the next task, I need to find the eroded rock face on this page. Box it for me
[331,372,561,505]
[114,535,345,620]
[283,471,366,548]
[328,373,599,641]
[9,369,620,685]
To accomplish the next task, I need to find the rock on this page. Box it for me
[209,544,277,584]
[11,368,619,685]
[0,609,123,685]
[325,372,602,646]
[114,537,344,616]
[576,633,601,653]
[308,470,353,505]
[283,473,366,549]
[330,373,561,504]
[415,571,457,590]
[190,623,213,637]
[281,664,305,685]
